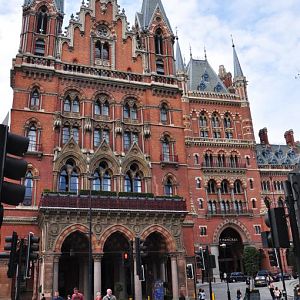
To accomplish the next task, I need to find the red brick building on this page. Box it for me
[0,0,299,299]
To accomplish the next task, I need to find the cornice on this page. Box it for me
[3,216,38,225]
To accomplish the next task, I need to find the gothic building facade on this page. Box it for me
[0,0,299,299]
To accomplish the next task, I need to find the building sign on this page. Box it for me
[219,237,239,245]
[153,280,164,300]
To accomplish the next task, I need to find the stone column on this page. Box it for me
[160,259,166,281]
[43,254,55,298]
[170,254,179,300]
[210,246,220,281]
[52,255,60,294]
[94,254,103,297]
[134,255,142,300]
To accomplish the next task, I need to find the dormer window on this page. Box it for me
[214,83,223,93]
[198,81,206,91]
[202,72,209,81]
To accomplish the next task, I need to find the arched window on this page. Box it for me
[198,198,204,209]
[252,199,256,209]
[155,28,164,55]
[164,177,174,196]
[221,180,229,194]
[199,113,207,127]
[35,39,45,56]
[211,113,220,128]
[234,180,243,194]
[218,154,225,167]
[64,97,71,112]
[194,154,199,165]
[124,163,143,193]
[124,131,138,150]
[207,179,217,194]
[103,42,109,60]
[103,100,109,116]
[94,97,110,116]
[30,89,40,109]
[72,127,79,143]
[160,103,168,123]
[94,101,101,115]
[58,159,79,193]
[36,6,48,34]
[250,179,254,189]
[131,104,138,120]
[72,97,80,113]
[93,161,111,192]
[95,41,101,59]
[24,171,33,206]
[123,103,130,119]
[224,113,232,128]
[95,41,110,62]
[220,200,225,212]
[230,155,239,168]
[162,136,171,162]
[204,153,213,167]
[196,178,201,189]
[27,124,37,152]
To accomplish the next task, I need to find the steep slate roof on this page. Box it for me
[175,38,185,73]
[186,58,230,93]
[233,44,244,78]
[24,0,64,13]
[256,144,300,166]
[136,0,173,32]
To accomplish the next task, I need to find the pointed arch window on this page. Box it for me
[34,39,45,56]
[160,103,168,123]
[123,101,138,120]
[64,97,71,112]
[224,113,232,128]
[93,161,111,192]
[194,154,199,165]
[30,89,40,109]
[73,97,80,113]
[162,136,171,162]
[155,28,164,55]
[124,163,143,193]
[36,6,48,34]
[211,113,220,128]
[62,126,71,144]
[204,153,213,167]
[58,159,79,193]
[217,154,225,167]
[199,113,207,127]
[94,40,110,63]
[164,177,174,196]
[234,180,243,194]
[221,180,229,194]
[124,131,138,150]
[196,178,201,189]
[207,179,217,194]
[27,124,37,152]
[24,171,33,206]
[72,127,79,144]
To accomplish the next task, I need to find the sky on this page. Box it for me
[0,0,300,144]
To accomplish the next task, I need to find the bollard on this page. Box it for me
[212,292,215,300]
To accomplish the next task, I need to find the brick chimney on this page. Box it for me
[284,129,295,147]
[259,128,269,145]
[218,65,233,89]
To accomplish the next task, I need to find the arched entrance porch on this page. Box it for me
[218,227,244,275]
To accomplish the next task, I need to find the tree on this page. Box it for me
[243,246,260,277]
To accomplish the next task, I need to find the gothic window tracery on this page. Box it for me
[63,95,80,113]
[36,6,48,34]
[93,161,112,192]
[124,163,143,193]
[27,124,38,152]
[58,159,79,193]
[164,177,174,196]
[124,131,139,150]
[30,89,40,109]
[123,100,138,121]
[94,95,110,117]
[94,128,110,147]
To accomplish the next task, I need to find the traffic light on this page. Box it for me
[25,233,39,278]
[135,237,146,280]
[0,125,29,220]
[123,251,130,267]
[261,231,273,248]
[264,207,289,248]
[4,231,18,278]
[186,263,194,279]
[195,248,205,269]
[268,249,278,267]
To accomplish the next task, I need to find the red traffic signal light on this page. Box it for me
[0,125,29,209]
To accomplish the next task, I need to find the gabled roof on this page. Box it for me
[186,58,230,93]
[24,0,64,14]
[136,0,172,33]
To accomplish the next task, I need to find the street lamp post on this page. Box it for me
[220,243,231,300]
[88,175,93,300]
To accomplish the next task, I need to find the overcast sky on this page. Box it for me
[1,0,300,144]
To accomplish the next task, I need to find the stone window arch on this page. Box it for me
[234,179,243,194]
[223,112,232,128]
[63,95,80,113]
[161,134,176,162]
[36,5,48,34]
[30,88,40,110]
[94,94,110,117]
[92,161,112,192]
[123,99,138,121]
[207,179,217,194]
[220,180,229,194]
[24,119,42,152]
[124,163,143,193]
[163,175,177,196]
[199,112,208,127]
[160,102,169,124]
[58,158,80,193]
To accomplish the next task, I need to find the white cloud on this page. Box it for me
[0,0,299,144]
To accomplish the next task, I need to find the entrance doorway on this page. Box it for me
[218,227,244,275]
[102,232,132,299]
[58,231,89,298]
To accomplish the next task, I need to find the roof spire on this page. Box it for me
[175,34,185,74]
[204,46,207,61]
[189,44,193,59]
[232,36,244,78]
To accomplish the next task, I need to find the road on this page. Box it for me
[196,279,300,300]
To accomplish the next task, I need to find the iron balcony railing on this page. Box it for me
[201,160,246,169]
[206,208,253,217]
[160,154,179,163]
[40,193,186,212]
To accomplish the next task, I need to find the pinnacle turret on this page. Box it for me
[232,42,244,79]
[175,38,185,74]
[24,0,64,14]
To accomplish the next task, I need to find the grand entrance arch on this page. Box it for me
[58,231,89,298]
[218,227,244,275]
[102,232,132,299]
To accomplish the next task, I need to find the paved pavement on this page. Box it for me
[196,278,300,300]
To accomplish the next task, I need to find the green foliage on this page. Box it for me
[243,246,260,277]
[79,190,117,197]
[118,192,154,198]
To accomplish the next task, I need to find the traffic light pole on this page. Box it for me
[192,255,197,300]
[265,200,287,300]
[15,239,24,300]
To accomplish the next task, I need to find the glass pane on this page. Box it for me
[73,99,80,113]
[59,172,67,192]
[103,102,109,116]
[134,176,142,193]
[124,175,132,192]
[64,99,71,112]
[124,105,130,119]
[124,132,131,150]
[94,102,101,115]
[28,128,37,151]
[70,172,78,193]
[131,106,137,120]
[30,91,39,107]
[102,130,109,143]
[103,173,111,191]
[73,128,79,143]
[93,172,101,191]
[62,127,70,144]
[94,129,101,147]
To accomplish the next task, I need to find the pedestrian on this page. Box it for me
[223,272,227,282]
[53,291,64,300]
[236,289,242,300]
[41,294,46,300]
[72,287,84,300]
[274,286,281,300]
[269,283,275,300]
[102,289,116,300]
[220,272,224,282]
[95,291,102,300]
[198,289,205,300]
